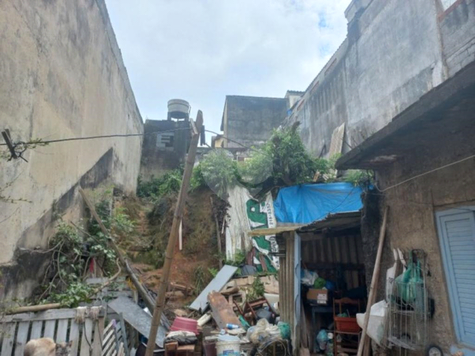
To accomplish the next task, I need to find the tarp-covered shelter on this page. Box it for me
[253,182,367,354]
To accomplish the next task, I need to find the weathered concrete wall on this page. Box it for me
[287,0,475,157]
[374,127,475,352]
[140,119,190,179]
[0,0,143,297]
[222,96,288,148]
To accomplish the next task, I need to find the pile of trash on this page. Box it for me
[158,264,291,356]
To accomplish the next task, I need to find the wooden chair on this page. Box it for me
[333,298,362,356]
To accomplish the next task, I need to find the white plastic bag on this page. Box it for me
[386,249,398,301]
[356,300,388,346]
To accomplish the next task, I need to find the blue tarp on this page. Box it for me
[274,182,363,224]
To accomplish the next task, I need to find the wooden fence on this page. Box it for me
[0,307,104,356]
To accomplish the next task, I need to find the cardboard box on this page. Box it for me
[307,289,328,305]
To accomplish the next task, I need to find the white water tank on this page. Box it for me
[167,99,190,120]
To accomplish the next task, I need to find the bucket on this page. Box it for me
[216,340,240,356]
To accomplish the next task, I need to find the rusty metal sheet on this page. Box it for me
[207,291,241,330]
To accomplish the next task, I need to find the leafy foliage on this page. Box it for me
[38,196,134,307]
[247,125,323,186]
[137,170,182,200]
[246,276,265,302]
[198,150,240,198]
[344,169,374,187]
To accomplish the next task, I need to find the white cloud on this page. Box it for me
[105,0,351,136]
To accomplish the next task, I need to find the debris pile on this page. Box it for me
[158,265,291,356]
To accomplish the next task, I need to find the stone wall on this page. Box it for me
[286,0,475,157]
[0,0,143,297]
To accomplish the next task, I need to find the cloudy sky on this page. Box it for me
[106,0,351,138]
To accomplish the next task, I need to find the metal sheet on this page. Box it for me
[189,265,238,312]
[108,296,168,348]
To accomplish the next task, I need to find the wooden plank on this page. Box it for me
[118,314,129,356]
[92,317,105,356]
[44,320,56,339]
[2,309,79,323]
[30,320,43,339]
[80,319,94,356]
[208,291,241,329]
[56,319,69,343]
[69,322,80,356]
[118,342,125,356]
[14,321,30,356]
[358,206,389,356]
[1,323,16,356]
[247,225,303,236]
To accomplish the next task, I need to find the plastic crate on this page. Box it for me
[334,316,360,332]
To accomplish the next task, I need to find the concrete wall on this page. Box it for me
[371,127,475,352]
[140,119,190,179]
[0,0,143,297]
[222,96,288,148]
[286,0,475,157]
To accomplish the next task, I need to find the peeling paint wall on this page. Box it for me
[287,0,475,157]
[0,0,143,297]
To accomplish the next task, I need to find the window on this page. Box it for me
[436,207,475,347]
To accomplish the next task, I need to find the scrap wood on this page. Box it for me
[208,291,241,330]
[7,265,121,315]
[357,206,389,356]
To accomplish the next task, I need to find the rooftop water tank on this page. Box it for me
[167,99,190,120]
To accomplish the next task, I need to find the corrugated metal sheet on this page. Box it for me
[189,265,238,312]
[301,234,365,290]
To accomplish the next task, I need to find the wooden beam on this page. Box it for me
[357,206,389,356]
[145,112,203,356]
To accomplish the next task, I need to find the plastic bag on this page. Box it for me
[316,329,328,351]
[356,300,388,346]
[301,269,318,287]
[248,319,280,344]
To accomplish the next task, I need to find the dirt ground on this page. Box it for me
[118,187,222,309]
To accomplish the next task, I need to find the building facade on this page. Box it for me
[286,0,475,159]
[220,95,288,148]
[0,0,143,298]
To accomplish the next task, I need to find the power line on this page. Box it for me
[374,154,475,192]
[0,127,255,153]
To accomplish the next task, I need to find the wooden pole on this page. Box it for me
[145,112,203,356]
[78,188,155,312]
[210,196,223,269]
[357,206,389,356]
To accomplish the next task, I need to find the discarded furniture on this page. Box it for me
[333,298,362,356]
[307,303,333,354]
[0,307,104,356]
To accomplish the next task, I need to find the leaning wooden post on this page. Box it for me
[357,206,389,356]
[210,196,223,269]
[78,187,156,312]
[145,112,203,355]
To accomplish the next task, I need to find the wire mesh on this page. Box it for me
[387,250,428,352]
